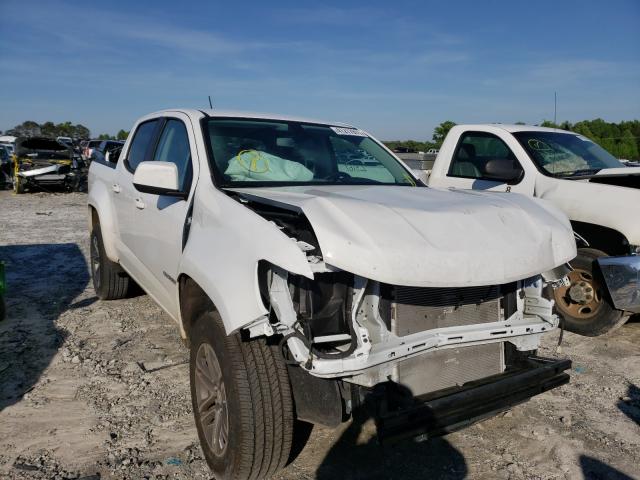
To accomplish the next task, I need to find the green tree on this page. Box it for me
[97,133,112,140]
[619,129,639,159]
[40,121,57,138]
[7,121,41,137]
[432,121,456,146]
[116,129,129,140]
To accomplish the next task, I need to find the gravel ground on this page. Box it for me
[0,190,638,480]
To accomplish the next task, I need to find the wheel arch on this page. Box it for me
[571,221,630,256]
[178,274,218,341]
[88,190,119,262]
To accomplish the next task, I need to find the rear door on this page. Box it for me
[121,114,198,318]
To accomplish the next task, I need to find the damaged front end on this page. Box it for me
[13,137,86,193]
[238,193,573,442]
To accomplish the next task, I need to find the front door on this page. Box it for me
[125,115,198,318]
[440,131,534,195]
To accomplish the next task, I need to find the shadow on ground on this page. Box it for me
[314,415,466,480]
[617,383,640,427]
[0,243,89,411]
[314,383,467,480]
[580,455,635,480]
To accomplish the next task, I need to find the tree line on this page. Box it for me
[3,118,638,159]
[384,119,640,160]
[1,120,128,141]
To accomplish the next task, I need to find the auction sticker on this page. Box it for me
[331,126,368,137]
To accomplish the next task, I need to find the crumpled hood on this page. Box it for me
[231,185,576,287]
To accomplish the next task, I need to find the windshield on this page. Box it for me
[203,118,416,187]
[513,131,624,177]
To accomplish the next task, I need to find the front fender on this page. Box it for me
[178,185,313,334]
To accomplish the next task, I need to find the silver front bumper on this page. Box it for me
[597,255,640,313]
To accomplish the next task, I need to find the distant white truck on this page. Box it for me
[89,110,577,479]
[428,124,640,336]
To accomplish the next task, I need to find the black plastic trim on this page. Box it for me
[376,356,571,444]
[132,182,188,198]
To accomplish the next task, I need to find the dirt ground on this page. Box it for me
[0,190,638,480]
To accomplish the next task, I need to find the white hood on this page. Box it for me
[231,185,576,288]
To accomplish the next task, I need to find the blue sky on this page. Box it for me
[1,0,638,139]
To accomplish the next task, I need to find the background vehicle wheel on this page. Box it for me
[553,248,628,336]
[90,225,132,300]
[13,177,24,194]
[190,310,295,480]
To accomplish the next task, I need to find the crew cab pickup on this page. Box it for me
[428,124,640,336]
[88,110,576,480]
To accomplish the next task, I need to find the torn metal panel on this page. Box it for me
[230,185,577,288]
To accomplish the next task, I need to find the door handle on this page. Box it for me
[112,183,121,193]
[135,197,146,210]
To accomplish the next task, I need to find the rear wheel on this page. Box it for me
[90,225,132,300]
[190,310,295,480]
[553,248,628,336]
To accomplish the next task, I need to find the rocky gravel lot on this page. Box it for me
[0,190,639,480]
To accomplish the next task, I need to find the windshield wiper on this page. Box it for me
[557,168,602,177]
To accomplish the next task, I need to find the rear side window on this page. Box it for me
[153,119,192,191]
[127,120,159,171]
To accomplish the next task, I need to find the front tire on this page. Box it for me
[553,248,628,336]
[190,311,295,480]
[90,225,132,300]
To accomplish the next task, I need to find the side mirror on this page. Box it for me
[483,158,524,184]
[133,161,185,197]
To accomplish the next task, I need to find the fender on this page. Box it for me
[535,174,640,246]
[177,184,314,334]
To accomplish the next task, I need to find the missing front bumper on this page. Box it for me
[373,356,571,444]
[598,255,640,313]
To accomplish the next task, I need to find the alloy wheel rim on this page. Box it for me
[194,342,229,456]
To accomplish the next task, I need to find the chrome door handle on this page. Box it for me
[112,183,121,193]
[135,197,146,210]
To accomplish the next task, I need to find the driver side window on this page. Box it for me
[153,119,193,191]
[449,132,521,180]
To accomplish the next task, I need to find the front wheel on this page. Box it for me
[553,248,628,336]
[190,311,295,480]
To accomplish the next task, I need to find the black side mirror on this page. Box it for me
[483,158,524,184]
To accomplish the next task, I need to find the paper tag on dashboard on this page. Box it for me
[330,126,368,137]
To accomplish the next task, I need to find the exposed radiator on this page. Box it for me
[397,343,504,396]
[383,284,506,396]
[389,285,502,336]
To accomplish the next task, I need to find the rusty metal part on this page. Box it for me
[554,269,603,319]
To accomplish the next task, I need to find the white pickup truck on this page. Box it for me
[428,124,640,336]
[89,109,576,480]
